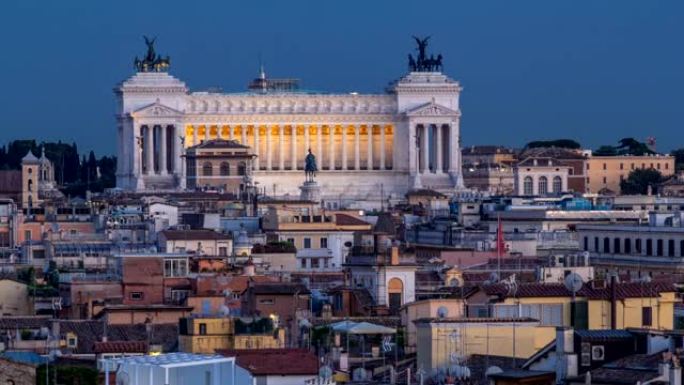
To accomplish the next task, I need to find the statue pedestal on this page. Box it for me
[300,181,322,203]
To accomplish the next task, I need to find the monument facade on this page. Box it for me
[115,37,464,203]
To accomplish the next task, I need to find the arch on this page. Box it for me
[220,162,230,176]
[553,176,562,193]
[202,162,213,177]
[603,237,610,253]
[538,176,548,195]
[237,162,247,176]
[388,278,404,311]
[523,176,533,195]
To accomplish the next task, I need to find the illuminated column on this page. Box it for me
[341,126,348,170]
[421,125,429,174]
[328,126,335,170]
[304,124,310,152]
[145,125,154,175]
[133,124,142,176]
[173,125,181,175]
[367,125,373,170]
[315,125,323,167]
[380,125,386,170]
[408,124,416,175]
[226,125,232,140]
[436,124,443,173]
[266,126,273,171]
[205,124,211,142]
[279,125,285,170]
[448,120,460,174]
[160,125,168,174]
[354,125,360,170]
[291,125,297,170]
[241,125,246,145]
[192,125,198,146]
[253,126,260,171]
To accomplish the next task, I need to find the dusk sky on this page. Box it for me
[0,0,682,155]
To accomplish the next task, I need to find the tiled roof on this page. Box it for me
[0,171,22,194]
[406,189,447,198]
[249,282,310,295]
[574,329,633,341]
[189,139,250,150]
[483,281,675,300]
[217,349,318,375]
[161,229,232,241]
[93,341,148,354]
[0,316,51,330]
[335,213,371,227]
[59,320,178,354]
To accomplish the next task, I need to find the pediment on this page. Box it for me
[131,101,183,118]
[406,101,459,117]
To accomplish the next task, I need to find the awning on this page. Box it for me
[326,321,396,335]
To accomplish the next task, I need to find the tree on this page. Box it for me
[593,146,617,156]
[525,139,581,150]
[620,168,663,195]
[671,148,684,171]
[617,137,654,156]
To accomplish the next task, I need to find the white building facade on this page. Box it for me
[115,46,464,201]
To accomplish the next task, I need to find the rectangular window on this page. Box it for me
[620,163,623,170]
[303,238,311,249]
[311,258,320,268]
[320,237,328,248]
[603,177,607,184]
[586,163,590,170]
[259,298,274,305]
[199,323,207,335]
[130,292,143,301]
[665,163,669,170]
[603,163,607,170]
[642,307,652,327]
[631,163,635,170]
[301,258,306,268]
[657,163,661,170]
[24,230,31,241]
[219,247,227,256]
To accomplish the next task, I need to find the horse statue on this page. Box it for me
[412,35,431,64]
[408,54,417,72]
[304,148,318,182]
[134,36,171,73]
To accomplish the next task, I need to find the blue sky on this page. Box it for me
[0,0,682,155]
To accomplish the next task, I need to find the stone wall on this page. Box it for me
[0,357,36,385]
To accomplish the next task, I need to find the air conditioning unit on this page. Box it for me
[591,345,605,361]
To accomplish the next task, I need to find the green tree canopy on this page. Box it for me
[620,168,663,195]
[525,139,581,150]
[671,148,684,171]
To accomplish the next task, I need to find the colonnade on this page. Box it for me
[138,124,183,176]
[409,123,458,175]
[184,123,394,172]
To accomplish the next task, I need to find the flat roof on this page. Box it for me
[108,353,233,369]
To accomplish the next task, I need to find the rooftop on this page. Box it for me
[217,348,318,375]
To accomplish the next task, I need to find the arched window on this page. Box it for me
[603,237,610,253]
[237,162,247,176]
[388,278,404,311]
[27,179,33,192]
[523,176,533,195]
[220,162,230,176]
[202,162,213,176]
[613,238,621,254]
[538,176,548,195]
[553,176,562,193]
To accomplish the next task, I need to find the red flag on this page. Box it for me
[497,215,505,256]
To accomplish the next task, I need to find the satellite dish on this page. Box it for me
[437,306,449,318]
[485,366,503,376]
[219,305,231,316]
[352,368,367,381]
[319,365,333,379]
[116,371,129,385]
[488,272,499,284]
[564,273,583,294]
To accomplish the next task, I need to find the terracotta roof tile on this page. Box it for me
[334,213,371,227]
[217,349,318,375]
[93,341,148,354]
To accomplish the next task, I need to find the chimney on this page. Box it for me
[555,327,578,382]
[390,246,399,266]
